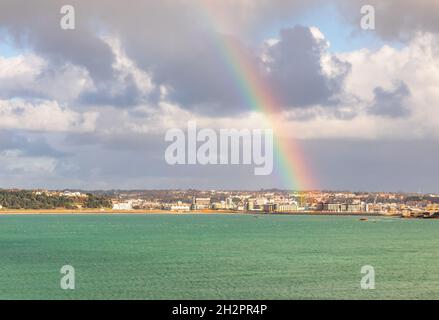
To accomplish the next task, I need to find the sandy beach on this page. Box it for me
[0,209,389,217]
[0,209,239,215]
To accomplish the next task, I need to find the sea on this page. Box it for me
[0,214,438,299]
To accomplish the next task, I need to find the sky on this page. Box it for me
[0,0,438,192]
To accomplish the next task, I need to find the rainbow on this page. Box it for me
[196,2,316,191]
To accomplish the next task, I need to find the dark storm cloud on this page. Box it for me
[126,26,349,115]
[0,2,114,82]
[0,0,436,115]
[266,26,350,108]
[0,1,128,107]
[0,1,348,115]
[144,34,248,115]
[369,82,411,118]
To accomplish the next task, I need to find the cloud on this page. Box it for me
[0,1,115,81]
[0,54,92,102]
[264,25,350,108]
[0,131,67,158]
[139,25,349,115]
[0,1,346,115]
[0,131,69,185]
[369,82,410,118]
[0,99,98,132]
[0,1,438,191]
[276,34,439,141]
[0,154,57,175]
[304,139,439,193]
[78,37,156,107]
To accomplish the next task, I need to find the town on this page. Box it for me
[108,189,439,218]
[1,188,435,218]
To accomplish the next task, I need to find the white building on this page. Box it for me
[192,197,211,210]
[165,202,190,211]
[277,204,298,212]
[112,202,133,210]
[63,191,86,197]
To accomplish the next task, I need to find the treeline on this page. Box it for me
[0,190,112,210]
[83,194,113,208]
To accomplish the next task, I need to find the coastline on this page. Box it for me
[0,208,392,217]
[0,209,237,215]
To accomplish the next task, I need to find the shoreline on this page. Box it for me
[0,209,393,217]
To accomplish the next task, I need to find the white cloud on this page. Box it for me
[0,99,98,132]
[0,53,93,102]
[280,32,439,140]
[103,36,155,95]
[83,32,439,142]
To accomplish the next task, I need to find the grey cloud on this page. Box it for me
[0,0,437,192]
[2,131,439,193]
[304,139,439,193]
[0,1,114,82]
[0,1,348,115]
[134,26,349,115]
[0,131,68,158]
[18,130,283,190]
[266,26,350,108]
[146,34,247,115]
[79,74,142,107]
[369,82,411,118]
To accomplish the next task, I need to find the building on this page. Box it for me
[277,204,298,212]
[225,197,233,209]
[192,197,211,210]
[112,202,133,210]
[62,191,86,197]
[347,204,362,212]
[255,197,268,206]
[324,203,348,212]
[166,202,190,211]
[263,204,277,213]
[212,201,225,210]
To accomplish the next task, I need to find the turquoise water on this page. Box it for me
[0,214,438,299]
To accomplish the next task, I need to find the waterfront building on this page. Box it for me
[263,204,277,213]
[226,197,233,208]
[347,204,362,212]
[192,197,211,210]
[324,203,348,212]
[246,201,254,211]
[277,203,298,212]
[166,202,190,211]
[112,202,133,210]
